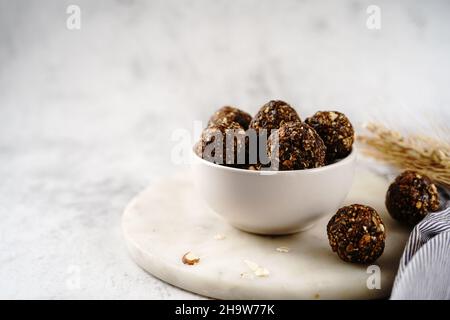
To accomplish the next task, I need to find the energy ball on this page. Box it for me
[327,204,386,264]
[196,120,247,167]
[385,170,440,226]
[305,111,354,162]
[208,106,252,130]
[249,100,301,136]
[267,122,326,170]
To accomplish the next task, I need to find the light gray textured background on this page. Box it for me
[0,0,449,299]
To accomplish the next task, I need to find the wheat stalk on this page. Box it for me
[358,122,450,188]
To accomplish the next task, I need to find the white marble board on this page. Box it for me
[122,168,410,299]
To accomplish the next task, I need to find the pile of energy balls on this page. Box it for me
[195,100,354,170]
[195,100,441,264]
[327,170,440,264]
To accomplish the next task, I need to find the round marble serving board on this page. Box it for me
[122,168,411,299]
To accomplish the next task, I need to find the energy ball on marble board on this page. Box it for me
[327,204,386,264]
[385,170,440,226]
[208,106,253,130]
[305,111,354,162]
[267,122,326,170]
[249,100,301,136]
[196,119,247,167]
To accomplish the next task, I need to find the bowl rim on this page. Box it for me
[192,145,356,175]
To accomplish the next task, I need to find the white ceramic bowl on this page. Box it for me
[191,148,357,235]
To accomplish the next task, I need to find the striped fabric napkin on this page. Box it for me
[390,191,450,300]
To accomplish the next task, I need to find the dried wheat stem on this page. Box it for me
[358,122,450,188]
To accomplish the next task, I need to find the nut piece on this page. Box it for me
[267,122,326,170]
[385,170,440,226]
[327,204,386,264]
[208,106,252,130]
[305,111,354,162]
[249,100,301,136]
[182,252,200,265]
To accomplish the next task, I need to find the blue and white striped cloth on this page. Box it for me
[391,196,450,300]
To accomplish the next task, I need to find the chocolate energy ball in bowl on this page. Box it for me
[305,111,354,163]
[327,204,386,264]
[249,100,301,136]
[248,100,301,168]
[208,106,252,130]
[191,146,357,235]
[385,170,440,226]
[196,119,247,167]
[267,122,326,170]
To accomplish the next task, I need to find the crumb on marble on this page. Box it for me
[240,272,254,280]
[214,234,226,240]
[244,259,259,271]
[254,267,270,277]
[243,259,270,278]
[276,246,290,253]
